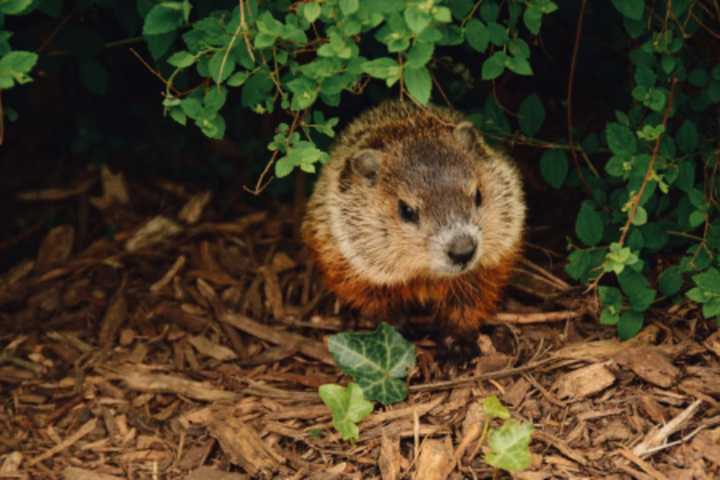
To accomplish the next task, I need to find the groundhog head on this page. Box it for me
[329,120,525,285]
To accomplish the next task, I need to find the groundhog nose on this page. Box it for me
[447,235,477,266]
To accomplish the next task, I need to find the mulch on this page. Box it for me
[1,166,719,480]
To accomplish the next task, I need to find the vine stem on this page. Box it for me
[566,0,593,194]
[617,77,678,247]
[244,109,303,195]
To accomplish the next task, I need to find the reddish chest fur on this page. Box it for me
[307,239,518,335]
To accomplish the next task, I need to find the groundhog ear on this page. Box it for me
[453,121,486,154]
[350,149,381,185]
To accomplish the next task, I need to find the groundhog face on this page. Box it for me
[331,122,524,285]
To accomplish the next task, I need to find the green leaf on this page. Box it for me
[605,122,637,156]
[611,0,643,20]
[404,66,432,105]
[0,0,32,14]
[518,94,544,136]
[484,420,534,473]
[599,286,623,307]
[0,50,37,84]
[168,50,195,68]
[339,0,359,16]
[465,19,489,52]
[632,206,648,226]
[575,202,604,246]
[600,306,620,326]
[506,55,532,76]
[539,149,568,189]
[618,311,644,340]
[204,86,227,113]
[565,249,605,283]
[327,322,416,405]
[145,31,177,60]
[688,68,709,87]
[523,5,542,35]
[487,21,508,46]
[287,76,319,110]
[703,299,720,319]
[302,2,321,22]
[405,41,434,69]
[362,57,401,80]
[143,2,186,35]
[241,69,273,108]
[693,268,720,293]
[484,395,511,420]
[208,51,235,83]
[659,266,683,296]
[404,8,431,34]
[676,120,698,154]
[319,383,374,441]
[618,268,656,311]
[226,71,249,87]
[481,52,507,80]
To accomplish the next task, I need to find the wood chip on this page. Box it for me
[616,347,680,388]
[413,438,453,480]
[90,165,129,210]
[98,278,127,349]
[633,399,702,457]
[106,365,237,402]
[179,191,212,224]
[209,415,282,476]
[36,225,74,271]
[553,363,615,400]
[188,335,237,361]
[0,451,23,474]
[125,216,183,252]
[379,432,401,480]
[63,467,125,480]
[185,466,248,480]
[29,418,97,466]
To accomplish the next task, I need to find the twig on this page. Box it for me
[618,77,678,246]
[129,48,182,97]
[632,399,702,457]
[491,310,582,324]
[244,109,303,195]
[566,0,593,194]
[239,0,256,63]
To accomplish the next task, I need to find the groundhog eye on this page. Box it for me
[474,188,483,207]
[398,200,419,224]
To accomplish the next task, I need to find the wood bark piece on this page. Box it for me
[208,415,282,477]
[412,438,453,480]
[90,165,129,210]
[188,335,237,361]
[29,418,97,466]
[379,432,402,480]
[0,451,23,474]
[36,225,74,271]
[553,363,615,400]
[633,399,702,457]
[125,216,182,252]
[98,277,127,349]
[179,191,212,224]
[106,365,237,402]
[615,347,680,388]
[63,467,125,480]
[185,466,249,480]
[220,312,333,365]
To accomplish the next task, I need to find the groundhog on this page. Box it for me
[302,100,525,339]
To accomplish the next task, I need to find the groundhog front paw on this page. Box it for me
[438,334,480,363]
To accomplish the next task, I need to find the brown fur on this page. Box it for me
[302,100,525,337]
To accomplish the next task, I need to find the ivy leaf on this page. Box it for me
[618,311,644,340]
[318,383,374,441]
[327,322,416,405]
[575,202,604,246]
[518,94,544,136]
[539,149,568,189]
[484,420,534,473]
[484,395,511,420]
[465,19,489,52]
[611,0,644,20]
[404,66,432,105]
[143,2,186,35]
[481,52,507,80]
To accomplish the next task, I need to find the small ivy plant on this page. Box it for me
[319,323,534,473]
